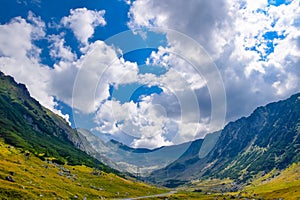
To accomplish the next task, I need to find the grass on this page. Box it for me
[162,166,300,200]
[0,139,167,199]
[243,162,300,199]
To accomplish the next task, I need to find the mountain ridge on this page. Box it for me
[150,92,300,186]
[1,70,300,199]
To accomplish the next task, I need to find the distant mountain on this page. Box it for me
[76,128,200,176]
[148,131,220,187]
[0,71,116,173]
[151,93,300,187]
[110,139,162,153]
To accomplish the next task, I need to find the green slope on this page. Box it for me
[0,139,167,199]
[0,71,114,172]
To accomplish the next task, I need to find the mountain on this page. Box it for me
[110,139,162,153]
[147,131,220,187]
[0,71,116,173]
[76,128,199,176]
[151,93,300,187]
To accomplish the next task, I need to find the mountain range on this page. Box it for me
[73,91,300,188]
[75,128,197,176]
[0,71,299,198]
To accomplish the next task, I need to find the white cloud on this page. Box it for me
[94,98,169,139]
[245,0,268,10]
[145,46,208,91]
[0,9,145,135]
[272,73,299,96]
[61,8,106,46]
[128,0,300,125]
[123,0,131,5]
[94,97,176,148]
[1,1,299,150]
[128,0,228,56]
[0,10,139,128]
[131,134,172,149]
[0,12,44,61]
[48,34,77,63]
[0,9,138,119]
[0,13,71,123]
[71,41,139,113]
[93,83,215,148]
[223,0,300,109]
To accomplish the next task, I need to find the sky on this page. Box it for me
[0,0,299,149]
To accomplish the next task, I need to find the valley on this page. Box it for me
[0,71,299,199]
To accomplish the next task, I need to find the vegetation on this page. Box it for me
[0,139,167,199]
[164,163,300,199]
[242,162,300,199]
[0,71,117,173]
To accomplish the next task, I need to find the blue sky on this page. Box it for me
[0,0,299,148]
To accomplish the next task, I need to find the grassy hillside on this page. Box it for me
[169,163,300,200]
[0,71,119,174]
[242,162,300,199]
[141,162,300,199]
[0,139,167,199]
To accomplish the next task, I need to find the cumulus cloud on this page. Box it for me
[61,8,106,46]
[221,0,300,120]
[0,8,140,127]
[128,0,228,56]
[48,34,77,63]
[93,91,210,148]
[92,49,220,148]
[0,14,46,97]
[94,98,172,148]
[0,9,117,125]
[0,12,71,123]
[71,41,139,113]
[0,12,45,61]
[1,1,299,149]
[128,0,300,124]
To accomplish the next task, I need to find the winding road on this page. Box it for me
[116,191,177,200]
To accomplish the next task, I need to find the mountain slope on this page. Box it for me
[0,71,112,171]
[151,93,300,186]
[242,162,300,199]
[0,139,166,199]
